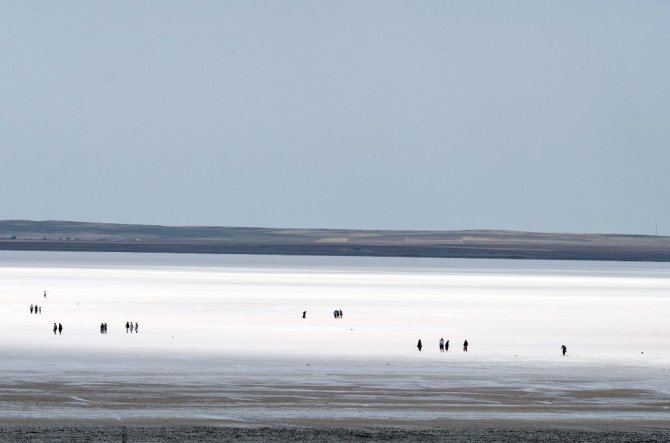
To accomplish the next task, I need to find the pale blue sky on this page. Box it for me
[1,1,669,234]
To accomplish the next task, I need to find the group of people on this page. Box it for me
[439,338,450,352]
[301,309,345,319]
[417,338,469,352]
[54,321,141,335]
[418,339,568,355]
[37,290,140,337]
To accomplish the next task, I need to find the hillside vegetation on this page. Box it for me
[0,220,668,261]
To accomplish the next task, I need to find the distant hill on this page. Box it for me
[0,220,669,262]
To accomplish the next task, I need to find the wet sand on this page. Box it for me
[0,352,668,432]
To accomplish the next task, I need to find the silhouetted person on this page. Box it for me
[30,304,34,314]
[44,290,47,298]
[445,340,449,352]
[439,338,444,352]
[339,309,343,318]
[561,345,567,356]
[126,321,130,333]
[302,311,306,319]
[463,340,468,352]
[53,323,57,335]
[38,307,41,314]
[135,322,138,333]
[58,323,62,335]
[130,322,134,333]
[417,339,423,352]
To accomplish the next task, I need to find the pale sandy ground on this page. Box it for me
[0,252,669,441]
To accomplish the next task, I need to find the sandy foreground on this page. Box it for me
[0,252,669,441]
[1,425,670,443]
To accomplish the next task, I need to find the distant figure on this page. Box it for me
[125,321,130,333]
[417,339,423,352]
[104,323,108,334]
[58,323,63,335]
[38,307,41,314]
[463,340,468,352]
[30,304,34,314]
[53,323,57,335]
[44,290,47,298]
[302,311,306,319]
[339,309,343,319]
[135,322,138,333]
[130,322,134,333]
[333,310,339,319]
[445,340,449,352]
[561,345,567,356]
[100,323,104,334]
[439,338,444,352]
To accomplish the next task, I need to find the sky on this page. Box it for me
[1,1,669,234]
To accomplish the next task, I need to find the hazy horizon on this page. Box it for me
[3,218,669,238]
[2,1,669,235]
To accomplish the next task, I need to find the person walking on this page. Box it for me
[44,290,47,298]
[561,345,567,356]
[30,304,34,314]
[53,323,57,335]
[130,322,134,333]
[125,321,130,333]
[135,322,138,333]
[302,311,306,319]
[417,339,423,352]
[38,307,41,314]
[445,340,449,352]
[439,338,444,352]
[58,323,63,335]
[463,340,468,352]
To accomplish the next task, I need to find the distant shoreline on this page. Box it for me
[1,238,670,261]
[1,220,669,262]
